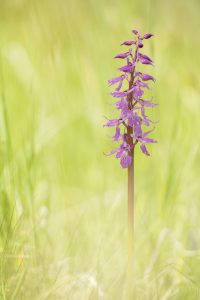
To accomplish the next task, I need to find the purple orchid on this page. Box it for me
[104,29,157,168]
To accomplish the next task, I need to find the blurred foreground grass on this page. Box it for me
[1,0,200,299]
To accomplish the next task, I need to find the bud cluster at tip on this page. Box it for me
[104,29,157,168]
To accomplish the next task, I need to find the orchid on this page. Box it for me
[104,29,157,168]
[104,29,158,282]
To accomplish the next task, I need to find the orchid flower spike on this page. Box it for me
[104,29,157,168]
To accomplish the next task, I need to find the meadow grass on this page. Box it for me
[1,0,200,299]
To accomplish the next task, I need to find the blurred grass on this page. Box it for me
[1,0,200,299]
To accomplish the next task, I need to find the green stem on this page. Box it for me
[124,144,135,300]
[128,145,134,265]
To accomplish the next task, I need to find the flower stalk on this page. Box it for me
[128,143,134,263]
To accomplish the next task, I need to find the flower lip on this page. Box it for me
[120,155,132,168]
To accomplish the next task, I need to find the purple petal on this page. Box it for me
[111,91,126,98]
[120,155,132,168]
[127,115,134,127]
[143,33,154,39]
[139,53,153,65]
[135,79,149,89]
[133,86,144,100]
[139,53,153,64]
[140,53,153,62]
[108,75,125,86]
[116,98,128,109]
[133,114,142,137]
[104,119,120,127]
[113,86,135,99]
[115,80,123,91]
[139,57,153,65]
[121,40,135,46]
[132,29,140,35]
[116,150,125,158]
[140,144,150,156]
[143,128,155,137]
[142,118,150,126]
[120,141,131,152]
[104,148,119,156]
[140,73,155,82]
[141,107,150,126]
[112,87,135,99]
[138,99,157,107]
[114,51,130,59]
[113,127,121,141]
[119,64,135,73]
[141,137,157,144]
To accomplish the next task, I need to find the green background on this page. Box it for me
[0,0,200,299]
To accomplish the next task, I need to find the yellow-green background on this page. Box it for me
[0,0,200,299]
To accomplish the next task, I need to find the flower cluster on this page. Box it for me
[104,29,157,168]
